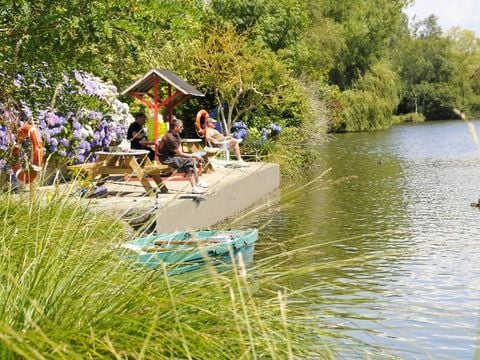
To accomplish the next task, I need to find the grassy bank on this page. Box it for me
[0,188,330,359]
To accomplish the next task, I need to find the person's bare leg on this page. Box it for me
[186,171,196,188]
[231,139,242,160]
[191,159,200,183]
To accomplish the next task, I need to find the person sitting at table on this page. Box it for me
[204,118,248,166]
[158,118,209,194]
[127,112,155,160]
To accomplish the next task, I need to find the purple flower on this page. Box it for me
[13,74,24,87]
[47,112,60,126]
[232,121,248,131]
[20,101,33,119]
[76,154,85,163]
[79,140,91,152]
[74,70,83,82]
[270,123,282,136]
[73,121,82,130]
[261,129,268,141]
[233,128,248,140]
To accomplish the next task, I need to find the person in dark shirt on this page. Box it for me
[127,113,154,160]
[158,118,209,194]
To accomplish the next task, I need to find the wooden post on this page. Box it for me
[153,76,159,162]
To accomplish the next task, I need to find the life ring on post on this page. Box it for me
[11,124,44,184]
[195,109,209,137]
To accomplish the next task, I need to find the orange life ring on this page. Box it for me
[11,124,44,184]
[195,109,209,137]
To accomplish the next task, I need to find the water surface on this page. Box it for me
[241,120,480,359]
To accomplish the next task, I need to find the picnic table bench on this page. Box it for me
[68,150,172,195]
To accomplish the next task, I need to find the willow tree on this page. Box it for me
[342,61,402,131]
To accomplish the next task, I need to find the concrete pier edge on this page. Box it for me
[154,162,280,233]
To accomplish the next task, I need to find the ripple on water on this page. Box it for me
[241,121,480,359]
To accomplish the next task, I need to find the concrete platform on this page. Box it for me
[79,161,280,232]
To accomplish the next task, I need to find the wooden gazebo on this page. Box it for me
[121,69,204,158]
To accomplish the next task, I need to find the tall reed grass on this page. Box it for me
[0,187,331,359]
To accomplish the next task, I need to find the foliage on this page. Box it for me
[390,15,480,120]
[0,190,329,358]
[318,0,410,88]
[309,82,347,132]
[294,14,344,81]
[0,106,21,171]
[208,0,308,53]
[393,112,426,123]
[1,71,129,169]
[191,25,302,134]
[342,61,402,131]
[412,82,460,120]
[0,0,174,85]
[447,27,480,117]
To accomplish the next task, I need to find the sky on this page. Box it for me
[404,0,480,35]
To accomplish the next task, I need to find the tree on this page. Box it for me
[190,26,300,133]
[447,28,480,116]
[391,15,469,119]
[342,61,402,131]
[208,0,308,53]
[0,0,191,91]
[319,0,410,88]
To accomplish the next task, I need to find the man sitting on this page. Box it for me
[127,112,155,160]
[204,118,248,166]
[158,118,209,194]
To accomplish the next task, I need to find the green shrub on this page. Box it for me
[393,112,426,123]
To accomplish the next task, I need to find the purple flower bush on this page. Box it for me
[2,67,131,166]
[230,120,282,144]
[232,121,248,140]
[259,123,282,142]
[37,108,126,164]
[0,106,20,171]
[0,124,11,170]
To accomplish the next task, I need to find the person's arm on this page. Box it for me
[167,135,201,160]
[128,123,146,141]
[174,144,202,160]
[132,128,146,140]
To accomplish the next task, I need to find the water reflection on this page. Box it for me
[240,120,480,359]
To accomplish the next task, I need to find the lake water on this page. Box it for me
[241,120,480,359]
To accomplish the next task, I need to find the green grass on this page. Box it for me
[0,187,331,359]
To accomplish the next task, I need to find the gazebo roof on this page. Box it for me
[121,68,204,97]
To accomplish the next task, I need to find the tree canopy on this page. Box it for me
[1,0,479,138]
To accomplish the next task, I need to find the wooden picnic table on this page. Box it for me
[72,150,169,195]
